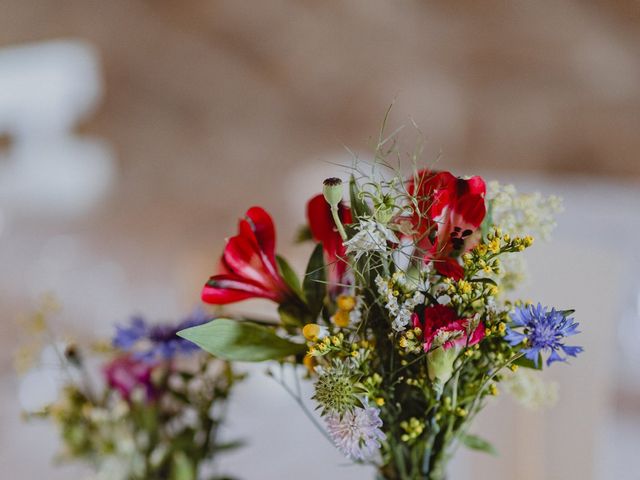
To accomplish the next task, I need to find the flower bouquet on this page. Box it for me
[179,141,582,479]
[19,302,242,480]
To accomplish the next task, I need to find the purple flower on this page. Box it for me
[505,303,583,367]
[325,405,386,461]
[113,308,210,362]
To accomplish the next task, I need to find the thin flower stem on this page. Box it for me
[330,205,348,241]
[271,364,334,445]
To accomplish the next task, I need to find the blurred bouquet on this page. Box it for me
[18,301,242,480]
[179,134,582,479]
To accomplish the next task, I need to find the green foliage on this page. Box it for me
[178,318,306,362]
[276,255,303,299]
[349,174,370,218]
[460,433,498,456]
[303,243,326,319]
[171,451,196,480]
[513,354,543,370]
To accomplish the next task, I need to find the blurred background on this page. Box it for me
[1,0,639,478]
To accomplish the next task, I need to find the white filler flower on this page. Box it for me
[344,220,399,261]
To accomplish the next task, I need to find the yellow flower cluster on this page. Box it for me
[331,294,357,328]
[398,327,423,354]
[400,417,425,443]
[306,331,345,357]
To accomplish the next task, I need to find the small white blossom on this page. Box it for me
[325,405,386,461]
[502,369,558,410]
[344,220,399,261]
[487,181,563,241]
[376,275,425,332]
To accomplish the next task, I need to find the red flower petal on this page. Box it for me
[415,305,485,351]
[432,258,465,280]
[202,274,282,303]
[202,207,293,306]
[406,170,487,278]
[245,206,277,265]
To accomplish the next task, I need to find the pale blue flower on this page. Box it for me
[325,405,386,461]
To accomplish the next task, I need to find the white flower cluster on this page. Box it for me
[502,368,558,410]
[344,219,399,261]
[487,181,562,241]
[375,274,425,332]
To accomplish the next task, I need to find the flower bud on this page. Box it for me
[427,346,458,386]
[322,177,343,207]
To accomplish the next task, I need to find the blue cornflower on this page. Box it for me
[505,303,583,367]
[113,308,211,362]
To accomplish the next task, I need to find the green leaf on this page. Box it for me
[278,303,306,328]
[276,255,303,298]
[303,243,326,318]
[171,451,195,480]
[177,319,305,362]
[460,433,498,456]
[295,225,313,243]
[349,174,370,218]
[513,354,543,370]
[469,277,498,287]
[481,200,495,238]
[215,439,246,452]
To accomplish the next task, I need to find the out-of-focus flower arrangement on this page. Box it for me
[17,299,242,480]
[179,124,583,480]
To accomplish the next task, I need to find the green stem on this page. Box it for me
[330,205,348,241]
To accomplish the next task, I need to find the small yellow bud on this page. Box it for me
[332,309,350,328]
[375,397,385,407]
[336,295,356,311]
[509,364,519,372]
[303,323,321,341]
[399,337,408,348]
[303,354,316,373]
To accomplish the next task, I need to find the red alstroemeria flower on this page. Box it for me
[306,194,352,290]
[202,206,293,305]
[412,305,485,351]
[406,170,486,280]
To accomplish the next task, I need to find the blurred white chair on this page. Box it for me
[0,40,114,218]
